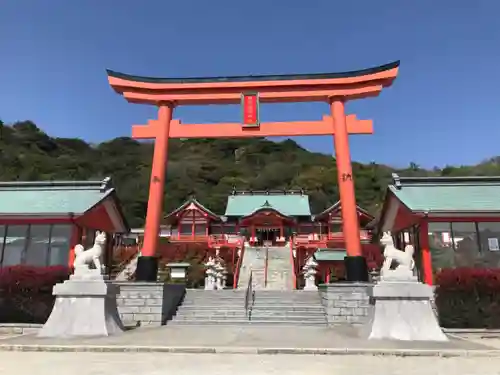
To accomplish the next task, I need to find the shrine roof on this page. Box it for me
[106,61,400,84]
[240,200,296,221]
[389,174,500,213]
[314,248,346,262]
[313,201,374,221]
[0,177,123,217]
[164,197,221,221]
[225,192,311,217]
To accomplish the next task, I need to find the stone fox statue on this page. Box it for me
[380,231,414,275]
[73,231,106,272]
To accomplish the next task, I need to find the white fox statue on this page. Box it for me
[379,231,415,280]
[73,231,106,273]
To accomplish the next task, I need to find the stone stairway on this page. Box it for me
[114,253,139,281]
[265,245,294,290]
[249,290,327,326]
[168,289,248,325]
[237,244,294,290]
[237,246,266,289]
[168,289,327,326]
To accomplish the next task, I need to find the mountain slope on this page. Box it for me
[0,119,496,227]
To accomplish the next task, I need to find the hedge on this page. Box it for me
[0,265,71,324]
[435,268,500,329]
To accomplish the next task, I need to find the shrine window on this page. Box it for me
[451,222,480,267]
[194,223,206,235]
[329,223,342,233]
[48,224,72,266]
[223,225,237,234]
[297,225,314,234]
[209,225,223,235]
[428,222,455,273]
[179,224,192,235]
[475,222,500,267]
[2,225,29,266]
[0,224,72,267]
[25,224,52,266]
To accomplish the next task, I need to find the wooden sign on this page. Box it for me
[241,92,260,128]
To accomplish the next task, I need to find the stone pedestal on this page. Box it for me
[38,270,124,338]
[319,283,372,324]
[304,277,318,291]
[366,281,447,342]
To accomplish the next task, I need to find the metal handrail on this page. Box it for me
[244,269,255,320]
[264,246,269,287]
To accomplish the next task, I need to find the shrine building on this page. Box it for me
[163,189,373,245]
[162,189,376,283]
[0,178,129,270]
[377,174,500,285]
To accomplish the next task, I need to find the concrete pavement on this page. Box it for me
[0,325,494,355]
[3,352,500,375]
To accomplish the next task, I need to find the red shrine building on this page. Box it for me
[161,189,376,285]
[0,178,129,271]
[377,174,500,286]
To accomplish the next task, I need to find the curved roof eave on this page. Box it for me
[106,61,400,84]
[240,207,295,221]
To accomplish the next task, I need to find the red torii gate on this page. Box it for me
[107,61,399,282]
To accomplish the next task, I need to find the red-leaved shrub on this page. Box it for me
[0,265,71,324]
[435,268,500,328]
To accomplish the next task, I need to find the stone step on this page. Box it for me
[173,316,325,323]
[177,309,245,315]
[183,296,246,300]
[182,298,246,303]
[246,313,326,322]
[251,305,324,310]
[177,308,324,316]
[181,303,246,307]
[168,319,327,326]
[254,290,319,295]
[182,296,247,301]
[177,305,247,311]
[174,313,248,319]
[184,290,246,295]
[253,296,321,301]
[252,306,325,315]
[249,316,326,322]
[250,305,324,311]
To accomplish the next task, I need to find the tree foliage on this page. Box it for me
[1,120,496,227]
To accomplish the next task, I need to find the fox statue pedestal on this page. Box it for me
[366,232,447,342]
[38,232,124,338]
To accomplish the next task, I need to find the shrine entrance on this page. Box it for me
[107,61,400,282]
[256,227,278,246]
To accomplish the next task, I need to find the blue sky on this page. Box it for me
[1,0,499,168]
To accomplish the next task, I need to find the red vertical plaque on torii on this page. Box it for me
[241,92,260,128]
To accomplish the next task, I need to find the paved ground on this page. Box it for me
[451,332,500,349]
[0,325,491,351]
[3,352,500,375]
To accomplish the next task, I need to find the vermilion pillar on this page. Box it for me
[419,220,433,285]
[136,103,174,281]
[330,98,368,282]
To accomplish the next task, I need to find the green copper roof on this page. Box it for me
[314,249,347,262]
[0,178,114,216]
[106,61,400,84]
[389,174,500,213]
[225,193,311,217]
